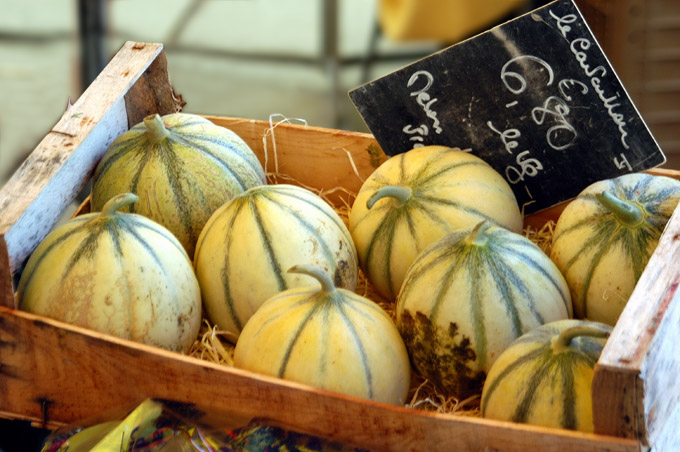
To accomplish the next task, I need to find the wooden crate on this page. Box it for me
[1,41,679,452]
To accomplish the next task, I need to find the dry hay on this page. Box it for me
[189,125,557,416]
[188,179,558,418]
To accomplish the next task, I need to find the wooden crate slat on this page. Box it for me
[641,286,680,447]
[203,115,387,205]
[124,49,185,127]
[0,306,640,452]
[0,41,181,284]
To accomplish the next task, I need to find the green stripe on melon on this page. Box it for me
[396,221,571,398]
[550,173,680,324]
[194,184,358,340]
[234,265,411,405]
[349,145,523,301]
[481,319,611,432]
[17,193,202,353]
[91,112,266,257]
[273,290,376,397]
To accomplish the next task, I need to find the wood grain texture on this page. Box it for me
[0,241,12,309]
[0,306,640,452]
[203,115,388,206]
[640,285,680,448]
[591,367,644,441]
[0,42,164,278]
[124,49,185,127]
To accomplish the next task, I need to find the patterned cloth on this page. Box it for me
[41,399,369,452]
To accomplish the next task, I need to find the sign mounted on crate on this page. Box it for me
[349,0,666,214]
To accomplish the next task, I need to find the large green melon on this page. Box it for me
[17,193,202,353]
[91,112,266,257]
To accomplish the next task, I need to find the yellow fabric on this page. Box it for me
[379,0,529,42]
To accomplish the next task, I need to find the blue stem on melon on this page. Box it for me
[465,221,493,247]
[595,191,645,227]
[551,324,610,354]
[366,185,412,209]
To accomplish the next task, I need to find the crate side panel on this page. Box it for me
[641,275,680,447]
[1,97,127,276]
[124,50,185,127]
[650,400,680,452]
[203,116,387,205]
[0,307,639,452]
[592,366,645,441]
[0,42,165,277]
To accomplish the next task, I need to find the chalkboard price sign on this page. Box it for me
[349,0,666,214]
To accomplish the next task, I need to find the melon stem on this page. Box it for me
[288,264,336,294]
[367,185,412,209]
[595,191,645,227]
[465,221,492,246]
[143,114,170,142]
[551,324,610,354]
[99,193,138,218]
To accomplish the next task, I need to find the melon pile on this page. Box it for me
[16,113,680,429]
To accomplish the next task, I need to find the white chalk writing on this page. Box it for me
[551,11,578,38]
[551,10,630,149]
[487,121,521,154]
[614,153,633,171]
[501,55,554,95]
[531,95,577,150]
[505,151,544,184]
[402,70,442,147]
[402,124,428,148]
[558,78,588,101]
[500,55,579,151]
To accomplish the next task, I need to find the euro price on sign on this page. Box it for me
[349,0,665,214]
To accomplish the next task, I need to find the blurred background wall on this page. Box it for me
[1,0,679,188]
[0,0,443,187]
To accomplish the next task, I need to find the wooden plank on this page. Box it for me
[0,42,158,280]
[0,241,12,309]
[204,115,387,207]
[124,48,185,128]
[206,115,680,226]
[650,401,680,452]
[640,286,680,448]
[0,306,640,452]
[593,204,680,447]
[591,366,644,440]
[0,92,125,298]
